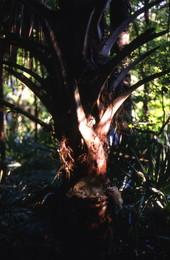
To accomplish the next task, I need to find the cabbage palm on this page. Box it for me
[0,0,170,259]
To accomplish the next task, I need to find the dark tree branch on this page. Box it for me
[100,28,168,84]
[22,0,69,83]
[0,35,55,76]
[158,116,170,136]
[109,47,159,91]
[0,31,48,50]
[22,0,53,13]
[0,97,53,132]
[82,0,111,57]
[19,0,72,116]
[3,67,73,139]
[2,61,43,83]
[130,69,170,91]
[90,47,159,117]
[96,68,170,136]
[90,28,169,108]
[4,67,55,115]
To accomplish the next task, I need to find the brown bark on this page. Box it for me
[74,85,108,176]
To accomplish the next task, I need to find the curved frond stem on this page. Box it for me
[22,0,68,84]
[82,0,111,58]
[111,46,159,90]
[0,36,54,75]
[92,29,169,105]
[97,68,170,136]
[74,85,106,175]
[22,0,52,13]
[4,67,55,114]
[100,0,164,56]
[2,61,43,83]
[0,97,52,132]
[82,8,95,58]
[158,116,170,136]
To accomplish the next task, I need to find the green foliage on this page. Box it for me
[129,0,170,132]
[108,128,170,258]
[1,127,169,259]
[0,174,57,259]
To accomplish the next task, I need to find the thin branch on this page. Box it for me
[3,69,70,137]
[0,31,48,50]
[23,0,52,13]
[90,45,158,118]
[133,127,157,135]
[133,115,170,137]
[44,22,68,82]
[133,116,170,151]
[20,0,71,112]
[0,97,52,132]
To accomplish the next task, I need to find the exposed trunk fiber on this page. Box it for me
[74,85,108,176]
[57,83,124,260]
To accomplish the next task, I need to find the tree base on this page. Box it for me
[59,176,123,260]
